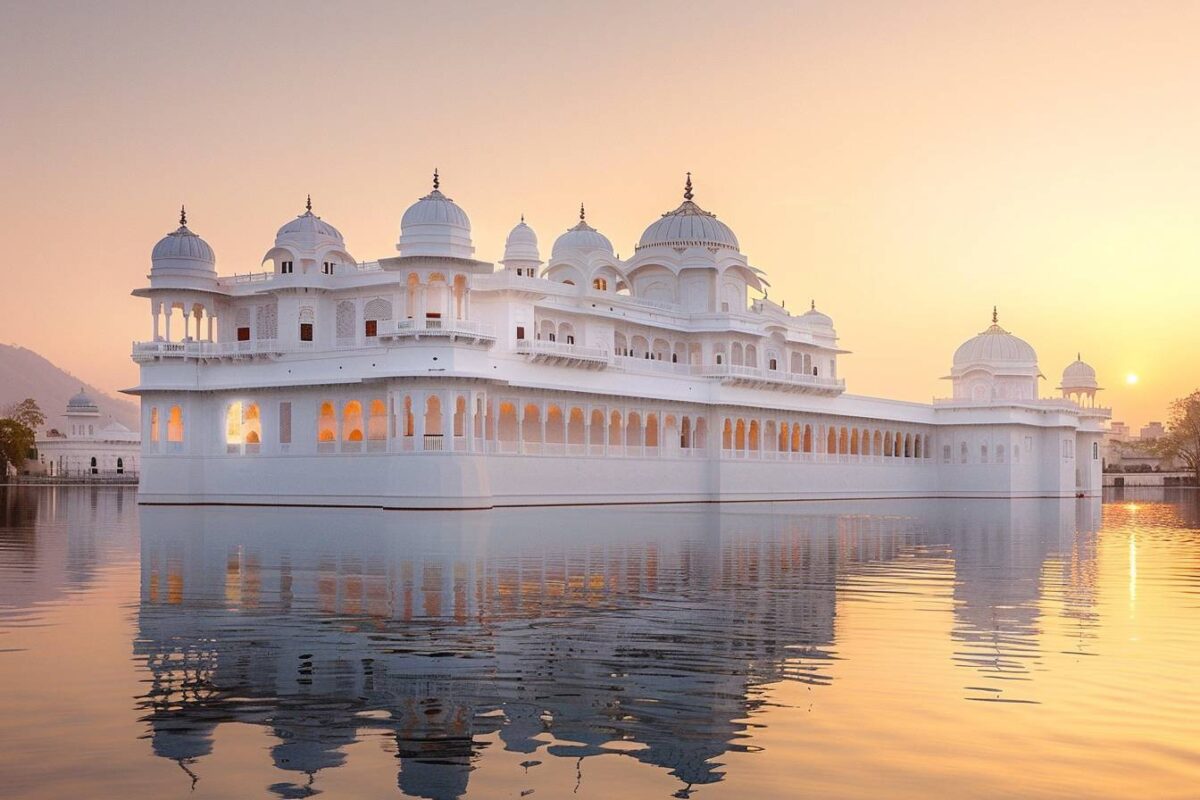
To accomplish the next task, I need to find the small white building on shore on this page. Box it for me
[34,390,140,477]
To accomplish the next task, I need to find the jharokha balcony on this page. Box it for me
[375,318,496,345]
[698,363,846,395]
[513,339,611,368]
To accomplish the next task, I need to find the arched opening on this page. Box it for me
[368,399,387,443]
[735,419,746,451]
[680,416,691,449]
[453,395,467,439]
[149,407,159,443]
[803,424,813,453]
[904,433,912,458]
[627,411,644,448]
[609,410,623,448]
[116,457,124,474]
[343,401,364,444]
[425,396,444,448]
[244,403,261,451]
[827,428,837,454]
[318,402,337,444]
[850,428,859,455]
[225,401,242,450]
[589,409,605,446]
[791,423,802,453]
[694,417,708,449]
[568,407,585,446]
[522,403,542,445]
[722,418,733,450]
[167,406,183,443]
[90,456,97,475]
[546,405,565,445]
[748,420,760,452]
[839,427,848,455]
[779,422,790,452]
[498,402,518,447]
[646,413,660,449]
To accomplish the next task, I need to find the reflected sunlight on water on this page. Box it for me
[0,486,1197,799]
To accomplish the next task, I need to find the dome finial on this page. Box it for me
[684,172,694,202]
[433,168,439,191]
[179,205,187,227]
[305,194,312,213]
[811,299,816,311]
[992,305,998,325]
[579,202,586,222]
[1077,351,1081,361]
[520,212,525,223]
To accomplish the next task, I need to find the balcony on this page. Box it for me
[698,363,846,395]
[377,318,496,346]
[131,339,290,362]
[514,339,610,369]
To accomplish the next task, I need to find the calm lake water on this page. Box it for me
[0,487,1197,799]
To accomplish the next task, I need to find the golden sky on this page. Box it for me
[1,1,1197,427]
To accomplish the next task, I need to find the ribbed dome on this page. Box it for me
[636,175,739,252]
[551,205,613,259]
[501,218,541,264]
[400,189,471,229]
[66,389,98,413]
[151,208,215,272]
[953,317,1038,368]
[397,172,474,258]
[276,197,343,243]
[801,301,833,328]
[1061,356,1099,389]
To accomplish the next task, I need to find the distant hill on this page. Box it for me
[0,344,139,432]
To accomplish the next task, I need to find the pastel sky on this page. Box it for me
[2,0,1197,428]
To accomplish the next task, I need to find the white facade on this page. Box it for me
[35,390,140,477]
[128,175,1109,508]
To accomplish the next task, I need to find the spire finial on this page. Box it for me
[433,168,439,191]
[305,194,312,213]
[684,172,694,201]
[179,205,187,227]
[1077,351,1081,362]
[579,202,586,222]
[992,305,998,325]
[811,299,816,311]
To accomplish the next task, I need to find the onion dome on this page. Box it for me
[1060,354,1100,391]
[801,300,833,328]
[276,195,344,245]
[636,174,739,252]
[66,388,99,415]
[500,216,541,265]
[151,206,216,277]
[551,204,614,259]
[396,169,474,258]
[953,308,1039,369]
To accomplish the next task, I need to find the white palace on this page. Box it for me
[128,174,1109,508]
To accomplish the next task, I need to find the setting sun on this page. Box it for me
[1127,374,1140,385]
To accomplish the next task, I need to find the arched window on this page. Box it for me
[1092,441,1099,460]
[343,401,364,442]
[980,443,988,463]
[589,409,605,446]
[167,406,184,443]
[592,277,608,291]
[368,399,387,441]
[90,456,97,475]
[116,457,124,474]
[226,402,244,449]
[318,401,337,443]
[149,407,159,443]
[244,403,261,449]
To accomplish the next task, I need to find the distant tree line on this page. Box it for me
[1154,390,1200,487]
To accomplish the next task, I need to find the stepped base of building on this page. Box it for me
[136,453,1099,510]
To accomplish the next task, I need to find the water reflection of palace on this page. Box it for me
[134,499,1101,798]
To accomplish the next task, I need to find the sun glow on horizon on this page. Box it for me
[1126,374,1140,386]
